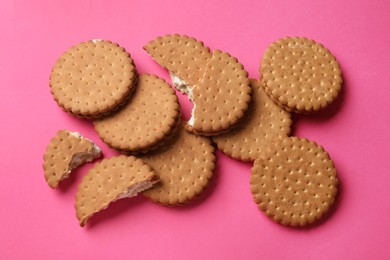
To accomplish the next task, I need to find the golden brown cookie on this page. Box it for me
[250,137,339,227]
[260,37,342,113]
[50,40,137,118]
[75,155,159,227]
[186,50,252,135]
[212,79,291,161]
[93,74,180,154]
[144,34,211,89]
[141,122,215,206]
[43,130,101,189]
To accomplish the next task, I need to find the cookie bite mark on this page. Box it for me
[43,130,102,189]
[187,50,252,135]
[75,155,159,227]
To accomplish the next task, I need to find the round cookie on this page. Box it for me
[75,155,159,226]
[141,122,215,206]
[144,34,211,88]
[212,79,291,161]
[50,40,137,118]
[186,50,252,136]
[260,37,342,113]
[93,74,180,154]
[250,137,339,227]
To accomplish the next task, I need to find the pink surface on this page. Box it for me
[1,0,389,259]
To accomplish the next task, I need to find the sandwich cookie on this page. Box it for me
[93,74,180,154]
[250,137,339,227]
[213,79,291,161]
[50,40,137,118]
[260,37,342,113]
[43,130,101,188]
[75,155,159,226]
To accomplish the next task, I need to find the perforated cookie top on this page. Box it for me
[43,130,101,188]
[212,79,291,161]
[142,122,215,206]
[93,74,180,154]
[75,155,158,226]
[188,50,251,135]
[250,137,339,227]
[144,34,211,87]
[260,37,342,113]
[50,40,137,118]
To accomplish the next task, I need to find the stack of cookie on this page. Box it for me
[43,35,342,227]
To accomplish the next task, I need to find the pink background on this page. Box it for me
[1,0,389,259]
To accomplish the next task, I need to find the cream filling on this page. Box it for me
[117,180,158,199]
[92,39,102,43]
[170,73,196,126]
[82,180,158,226]
[62,132,102,181]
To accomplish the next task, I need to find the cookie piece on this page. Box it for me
[93,74,180,154]
[50,40,137,118]
[186,50,251,135]
[144,34,211,89]
[250,137,339,227]
[260,37,342,113]
[43,130,101,188]
[142,122,215,206]
[212,79,291,161]
[75,155,159,227]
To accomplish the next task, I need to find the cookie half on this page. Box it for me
[75,155,159,226]
[93,74,180,154]
[213,79,291,161]
[144,34,211,89]
[43,130,101,188]
[250,137,339,227]
[260,37,342,113]
[141,122,215,206]
[50,40,137,118]
[186,50,252,135]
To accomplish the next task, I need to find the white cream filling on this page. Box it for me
[82,180,158,226]
[62,132,102,181]
[170,73,192,94]
[117,180,157,199]
[91,39,102,43]
[170,73,196,126]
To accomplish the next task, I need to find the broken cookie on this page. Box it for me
[144,34,251,135]
[43,130,101,188]
[75,155,159,226]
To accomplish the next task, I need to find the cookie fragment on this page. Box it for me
[142,122,215,206]
[50,40,137,118]
[187,50,252,135]
[75,155,159,227]
[250,137,339,227]
[93,74,180,154]
[213,79,291,161]
[43,130,101,189]
[144,34,211,88]
[260,36,342,113]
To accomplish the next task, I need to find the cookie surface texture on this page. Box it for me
[43,130,101,189]
[260,37,342,113]
[93,74,180,154]
[50,40,137,118]
[188,50,251,135]
[213,79,291,161]
[250,137,339,227]
[144,34,211,88]
[142,122,215,206]
[75,155,158,226]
